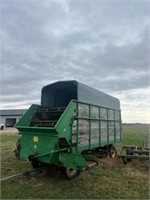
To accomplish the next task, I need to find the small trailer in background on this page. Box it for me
[15,80,122,179]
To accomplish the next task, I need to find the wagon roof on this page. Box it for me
[41,80,120,110]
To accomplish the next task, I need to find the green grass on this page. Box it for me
[121,124,150,146]
[1,125,149,199]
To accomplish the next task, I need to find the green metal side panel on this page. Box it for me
[71,100,122,153]
[18,132,59,164]
[15,104,39,127]
[15,104,59,165]
[19,132,58,160]
[56,101,76,144]
[59,153,87,170]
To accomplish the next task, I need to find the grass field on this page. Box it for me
[1,125,149,199]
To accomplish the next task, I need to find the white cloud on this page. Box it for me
[1,0,150,123]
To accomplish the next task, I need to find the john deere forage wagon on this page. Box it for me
[15,80,122,179]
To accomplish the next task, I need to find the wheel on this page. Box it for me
[122,148,133,164]
[28,155,42,169]
[109,145,117,158]
[126,148,133,162]
[0,125,4,130]
[122,157,128,164]
[31,159,42,169]
[60,167,80,180]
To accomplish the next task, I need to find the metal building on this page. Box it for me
[0,109,27,130]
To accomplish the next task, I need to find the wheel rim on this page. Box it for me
[111,148,116,158]
[66,168,77,177]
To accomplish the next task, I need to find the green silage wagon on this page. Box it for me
[15,80,122,179]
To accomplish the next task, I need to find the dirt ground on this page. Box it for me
[0,128,19,135]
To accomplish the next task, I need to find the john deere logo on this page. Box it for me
[33,136,39,142]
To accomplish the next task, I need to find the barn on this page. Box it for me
[0,109,27,130]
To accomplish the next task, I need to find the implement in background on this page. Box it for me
[118,133,150,164]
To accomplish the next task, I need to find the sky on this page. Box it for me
[0,0,150,123]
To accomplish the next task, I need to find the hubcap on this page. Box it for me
[66,168,77,176]
[111,149,116,158]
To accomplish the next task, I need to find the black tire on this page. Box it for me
[31,159,42,169]
[126,148,133,162]
[28,155,42,169]
[60,167,80,180]
[122,157,128,164]
[109,145,117,158]
[0,125,4,130]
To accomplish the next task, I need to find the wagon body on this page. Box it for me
[15,80,122,172]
